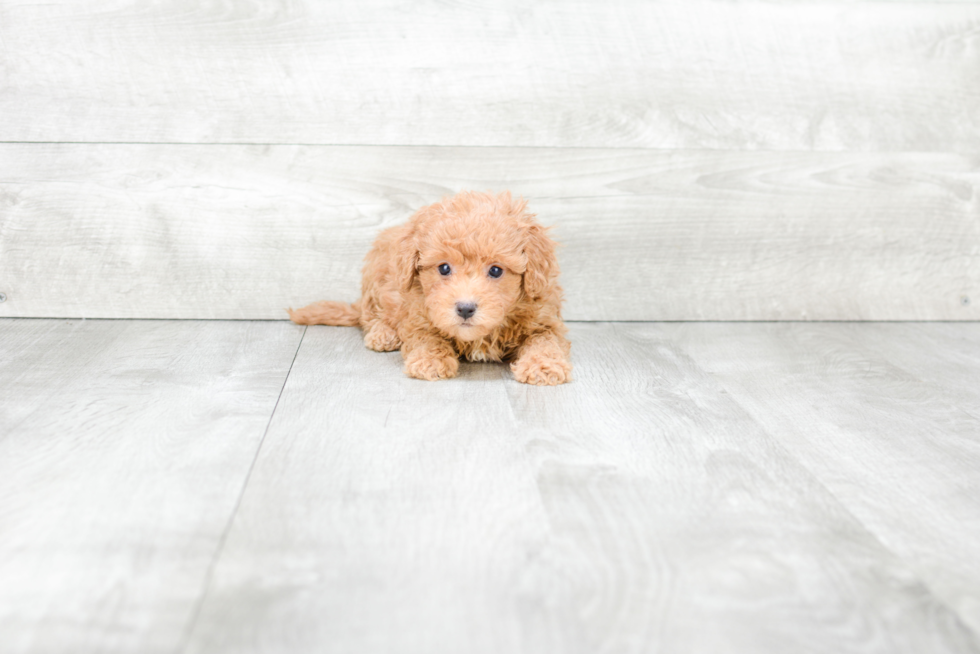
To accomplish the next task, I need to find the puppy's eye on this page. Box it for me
[438,263,452,276]
[488,265,503,278]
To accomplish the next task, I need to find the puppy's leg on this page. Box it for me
[511,331,572,386]
[363,320,401,352]
[401,332,459,381]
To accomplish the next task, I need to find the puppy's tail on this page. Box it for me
[287,301,361,326]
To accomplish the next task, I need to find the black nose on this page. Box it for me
[455,302,477,319]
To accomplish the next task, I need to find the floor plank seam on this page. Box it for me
[173,324,307,654]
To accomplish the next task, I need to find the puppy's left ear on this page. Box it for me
[522,222,559,301]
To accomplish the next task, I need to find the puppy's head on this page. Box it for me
[396,191,557,341]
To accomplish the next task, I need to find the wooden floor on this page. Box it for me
[1,319,978,653]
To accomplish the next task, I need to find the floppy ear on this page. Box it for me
[393,230,420,292]
[522,223,559,300]
[392,201,443,292]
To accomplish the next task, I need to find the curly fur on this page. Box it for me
[289,191,571,385]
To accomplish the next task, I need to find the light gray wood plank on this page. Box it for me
[0,318,305,654]
[662,322,980,635]
[2,1,980,150]
[182,326,545,653]
[2,144,977,321]
[845,322,980,423]
[183,323,979,654]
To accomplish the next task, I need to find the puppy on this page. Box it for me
[289,191,571,385]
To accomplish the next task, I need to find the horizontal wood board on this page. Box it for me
[0,319,305,654]
[181,323,979,654]
[1,144,977,321]
[2,1,980,149]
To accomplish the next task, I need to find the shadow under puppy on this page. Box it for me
[289,190,571,385]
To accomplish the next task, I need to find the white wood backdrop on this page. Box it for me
[3,0,980,150]
[1,0,978,320]
[1,145,977,320]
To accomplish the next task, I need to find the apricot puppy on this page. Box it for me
[289,191,571,385]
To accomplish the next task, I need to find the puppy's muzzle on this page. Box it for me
[455,302,477,320]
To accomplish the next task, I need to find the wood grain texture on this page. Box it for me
[181,323,979,654]
[0,319,305,654]
[2,0,980,149]
[661,322,980,635]
[2,144,978,321]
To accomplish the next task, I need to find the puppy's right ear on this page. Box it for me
[393,230,420,292]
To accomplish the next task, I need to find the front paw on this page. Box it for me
[404,352,459,381]
[511,356,571,386]
[364,322,401,352]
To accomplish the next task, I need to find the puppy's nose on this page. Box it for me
[455,302,477,320]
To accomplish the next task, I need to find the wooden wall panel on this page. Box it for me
[1,0,978,150]
[1,144,977,321]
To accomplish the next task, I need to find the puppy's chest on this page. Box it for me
[456,338,512,363]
